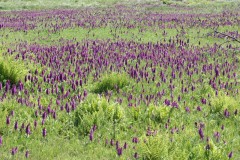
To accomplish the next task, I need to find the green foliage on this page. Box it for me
[199,84,215,98]
[139,135,169,160]
[130,106,141,121]
[206,139,224,160]
[0,0,156,10]
[146,104,172,123]
[138,132,226,160]
[93,72,129,93]
[113,105,124,122]
[0,54,28,85]
[210,91,238,114]
[0,104,9,135]
[74,94,124,135]
[162,0,172,5]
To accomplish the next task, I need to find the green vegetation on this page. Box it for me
[0,53,28,85]
[0,0,239,10]
[93,72,129,93]
[0,0,239,159]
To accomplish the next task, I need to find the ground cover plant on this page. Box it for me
[0,0,240,159]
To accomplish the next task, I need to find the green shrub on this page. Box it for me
[74,94,124,135]
[130,106,141,121]
[93,72,129,93]
[199,83,215,98]
[210,91,238,114]
[0,54,28,85]
[162,0,172,5]
[138,131,224,160]
[139,135,169,160]
[146,104,172,123]
[58,113,78,139]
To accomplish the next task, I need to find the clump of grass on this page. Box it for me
[146,104,173,123]
[73,94,124,136]
[93,72,129,93]
[0,53,28,85]
[138,132,224,160]
[139,135,169,160]
[210,91,238,114]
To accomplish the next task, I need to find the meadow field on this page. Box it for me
[0,0,240,159]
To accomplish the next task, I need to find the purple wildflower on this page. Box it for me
[14,121,18,130]
[221,125,224,130]
[224,109,230,118]
[185,107,190,113]
[0,136,2,146]
[201,98,206,104]
[25,150,29,158]
[110,139,114,146]
[89,129,93,141]
[228,152,233,159]
[42,128,47,137]
[196,106,202,111]
[214,132,220,142]
[117,147,122,156]
[6,116,10,126]
[171,101,178,108]
[11,147,18,156]
[123,142,127,149]
[198,127,204,140]
[11,148,15,156]
[134,152,139,159]
[84,90,88,98]
[132,137,139,143]
[34,120,38,129]
[10,110,14,117]
[26,124,31,135]
[116,141,119,149]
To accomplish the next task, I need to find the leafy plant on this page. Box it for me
[139,135,169,160]
[146,104,172,123]
[74,94,124,136]
[210,91,238,114]
[0,53,28,85]
[93,72,130,93]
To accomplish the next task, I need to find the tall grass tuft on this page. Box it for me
[210,91,238,114]
[93,72,129,93]
[0,53,28,85]
[73,94,124,136]
[139,135,169,160]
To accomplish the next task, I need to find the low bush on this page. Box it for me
[0,54,28,85]
[93,72,129,93]
[74,94,124,136]
[210,91,238,114]
[146,104,172,123]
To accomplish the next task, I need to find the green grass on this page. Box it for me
[0,53,28,85]
[93,72,130,93]
[0,0,239,11]
[1,25,239,49]
[0,0,157,10]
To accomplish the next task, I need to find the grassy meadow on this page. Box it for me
[0,0,240,159]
